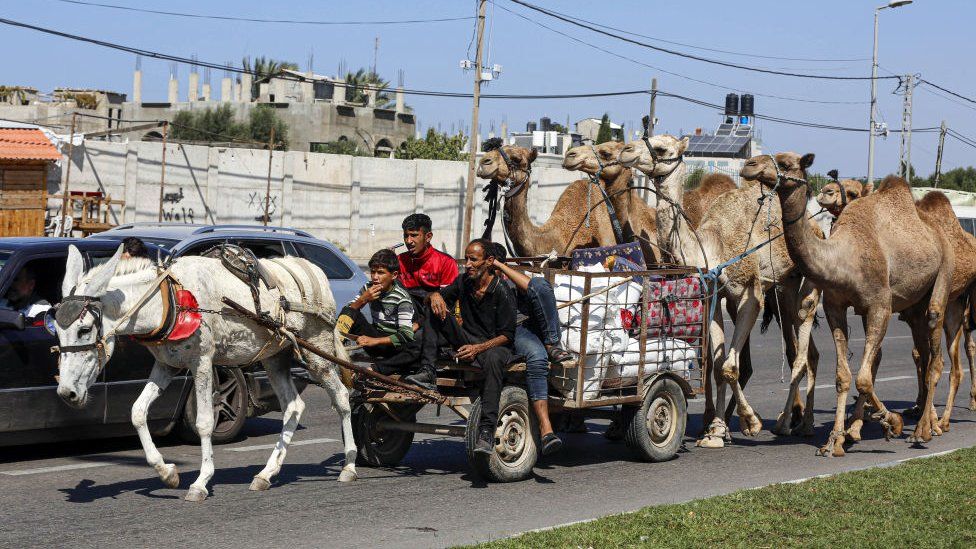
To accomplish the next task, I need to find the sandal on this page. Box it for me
[541,432,563,456]
[546,345,573,363]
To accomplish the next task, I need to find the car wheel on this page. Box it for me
[176,367,248,444]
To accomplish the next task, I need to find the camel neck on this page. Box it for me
[600,168,634,212]
[652,162,702,265]
[776,184,835,284]
[501,177,544,256]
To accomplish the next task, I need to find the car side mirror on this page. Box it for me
[0,309,26,330]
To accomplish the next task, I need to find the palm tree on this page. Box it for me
[344,68,393,108]
[241,56,300,99]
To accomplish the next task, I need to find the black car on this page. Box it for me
[0,225,367,447]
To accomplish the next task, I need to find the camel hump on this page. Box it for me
[699,173,737,195]
[875,175,911,194]
[916,190,953,215]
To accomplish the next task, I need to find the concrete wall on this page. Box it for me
[53,141,626,260]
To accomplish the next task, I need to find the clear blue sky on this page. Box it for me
[2,0,974,177]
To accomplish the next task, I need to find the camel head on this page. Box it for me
[740,152,815,191]
[562,141,627,181]
[477,139,536,186]
[617,134,688,178]
[816,179,873,216]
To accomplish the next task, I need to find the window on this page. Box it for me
[0,251,12,273]
[959,218,976,236]
[233,240,286,259]
[6,256,66,308]
[296,243,353,280]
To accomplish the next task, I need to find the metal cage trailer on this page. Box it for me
[348,259,709,482]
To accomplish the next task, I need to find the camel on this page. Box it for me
[618,135,822,446]
[478,141,617,256]
[562,141,662,263]
[816,183,976,424]
[54,246,357,501]
[750,154,954,456]
[684,173,738,229]
[816,179,873,218]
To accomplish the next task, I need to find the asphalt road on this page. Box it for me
[2,313,975,548]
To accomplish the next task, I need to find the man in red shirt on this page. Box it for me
[397,213,459,301]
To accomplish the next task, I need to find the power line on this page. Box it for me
[51,0,475,25]
[506,0,899,81]
[920,79,976,106]
[493,2,868,106]
[524,2,869,63]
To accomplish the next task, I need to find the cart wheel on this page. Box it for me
[352,403,417,467]
[466,386,539,482]
[624,377,687,462]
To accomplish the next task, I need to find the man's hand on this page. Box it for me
[358,284,384,304]
[455,342,485,361]
[356,335,382,347]
[430,292,449,320]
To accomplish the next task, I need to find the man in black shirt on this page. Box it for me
[408,238,515,454]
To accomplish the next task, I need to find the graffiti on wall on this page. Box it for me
[160,186,195,223]
[247,191,278,223]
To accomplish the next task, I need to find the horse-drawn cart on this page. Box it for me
[349,258,709,482]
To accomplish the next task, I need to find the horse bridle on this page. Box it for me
[641,131,683,170]
[760,154,810,226]
[495,145,531,198]
[51,293,106,355]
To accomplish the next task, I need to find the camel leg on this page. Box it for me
[819,302,852,457]
[771,283,806,437]
[967,324,976,411]
[306,355,358,482]
[723,289,764,437]
[132,361,180,488]
[723,336,753,424]
[797,283,821,436]
[697,304,728,448]
[250,353,306,491]
[910,291,950,444]
[848,313,889,441]
[939,303,964,432]
[848,307,896,446]
[185,359,216,502]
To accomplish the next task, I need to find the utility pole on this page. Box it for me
[934,120,947,188]
[461,0,487,245]
[898,74,915,181]
[648,77,658,136]
[264,126,276,226]
[372,37,379,75]
[157,121,168,222]
[60,112,77,236]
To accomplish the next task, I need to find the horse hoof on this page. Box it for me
[184,486,208,502]
[160,464,180,489]
[249,477,271,492]
[338,469,358,483]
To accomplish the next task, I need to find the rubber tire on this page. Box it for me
[466,385,539,483]
[176,367,248,445]
[623,377,686,462]
[352,403,417,467]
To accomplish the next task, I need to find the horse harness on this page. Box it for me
[481,145,531,256]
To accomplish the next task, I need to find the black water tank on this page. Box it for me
[526,121,537,132]
[540,117,551,131]
[740,94,755,116]
[724,93,739,116]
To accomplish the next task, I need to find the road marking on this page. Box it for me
[226,437,338,452]
[789,373,935,392]
[1,462,111,476]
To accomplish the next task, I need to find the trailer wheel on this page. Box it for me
[624,377,686,462]
[466,386,539,482]
[352,403,417,467]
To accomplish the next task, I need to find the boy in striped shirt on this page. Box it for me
[338,249,421,374]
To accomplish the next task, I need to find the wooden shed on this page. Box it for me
[0,128,60,236]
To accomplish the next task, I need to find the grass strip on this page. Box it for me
[474,447,976,548]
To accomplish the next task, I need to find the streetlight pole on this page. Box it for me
[462,0,487,246]
[867,0,912,186]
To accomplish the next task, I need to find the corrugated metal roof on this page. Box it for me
[0,128,61,161]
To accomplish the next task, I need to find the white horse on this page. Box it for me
[53,244,357,502]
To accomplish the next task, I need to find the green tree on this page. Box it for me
[927,167,976,192]
[311,140,369,156]
[807,173,832,193]
[683,167,706,190]
[595,113,613,144]
[551,122,569,134]
[167,104,288,149]
[395,128,468,161]
[344,68,393,108]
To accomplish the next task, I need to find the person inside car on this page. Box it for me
[486,242,570,455]
[338,249,421,374]
[122,236,151,260]
[0,265,51,320]
[412,239,515,455]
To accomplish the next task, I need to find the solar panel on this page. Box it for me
[684,134,750,156]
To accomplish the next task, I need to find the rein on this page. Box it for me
[482,145,530,257]
[584,144,626,245]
